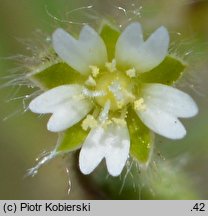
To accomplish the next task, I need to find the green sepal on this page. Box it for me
[99,21,120,61]
[140,55,187,85]
[127,107,154,165]
[27,62,85,90]
[56,122,88,153]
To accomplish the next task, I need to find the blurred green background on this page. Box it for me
[0,0,208,199]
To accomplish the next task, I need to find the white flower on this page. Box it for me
[29,23,198,176]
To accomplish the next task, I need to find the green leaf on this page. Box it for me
[127,107,154,164]
[56,122,88,153]
[140,55,187,85]
[27,62,85,90]
[99,21,120,61]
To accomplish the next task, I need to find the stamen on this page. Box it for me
[112,118,126,127]
[126,68,136,78]
[85,75,96,87]
[81,115,98,131]
[105,59,117,72]
[123,89,136,101]
[117,101,125,109]
[82,88,106,98]
[121,107,128,119]
[99,100,111,122]
[109,80,124,101]
[134,98,146,111]
[89,65,100,77]
[92,107,100,119]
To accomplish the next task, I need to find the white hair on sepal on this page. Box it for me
[0,23,63,121]
[114,154,156,198]
[119,159,135,195]
[0,55,39,121]
[25,131,66,178]
[0,47,53,116]
[163,27,208,100]
[25,150,58,177]
[97,149,191,198]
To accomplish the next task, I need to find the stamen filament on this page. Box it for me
[82,88,106,98]
[99,100,111,123]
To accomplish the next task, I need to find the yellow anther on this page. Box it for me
[105,59,117,72]
[81,115,98,131]
[126,68,136,78]
[95,72,132,111]
[134,98,146,111]
[85,75,96,87]
[112,118,126,127]
[89,65,100,78]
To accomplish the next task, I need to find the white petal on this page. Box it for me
[115,23,143,69]
[79,127,106,175]
[79,26,107,66]
[79,123,130,176]
[52,26,107,74]
[116,24,169,72]
[142,84,198,118]
[29,85,83,114]
[116,22,144,51]
[136,27,169,72]
[105,123,130,177]
[136,106,186,139]
[47,99,92,132]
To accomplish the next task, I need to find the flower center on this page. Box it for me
[95,71,134,111]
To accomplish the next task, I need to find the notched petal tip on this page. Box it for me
[52,28,67,39]
[52,27,89,74]
[155,26,170,52]
[172,123,186,140]
[139,83,198,140]
[136,105,187,140]
[156,26,169,38]
[79,163,92,175]
[123,22,143,40]
[29,95,52,114]
[28,85,83,115]
[154,25,170,47]
[28,99,38,113]
[79,25,98,38]
[115,23,170,73]
[79,127,106,175]
[156,118,187,140]
[143,83,199,118]
[79,122,130,176]
[187,97,198,118]
[47,113,69,132]
[105,124,130,176]
[107,169,123,177]
[47,118,58,132]
[52,28,72,49]
[52,25,107,74]
[151,26,169,41]
[47,100,92,133]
